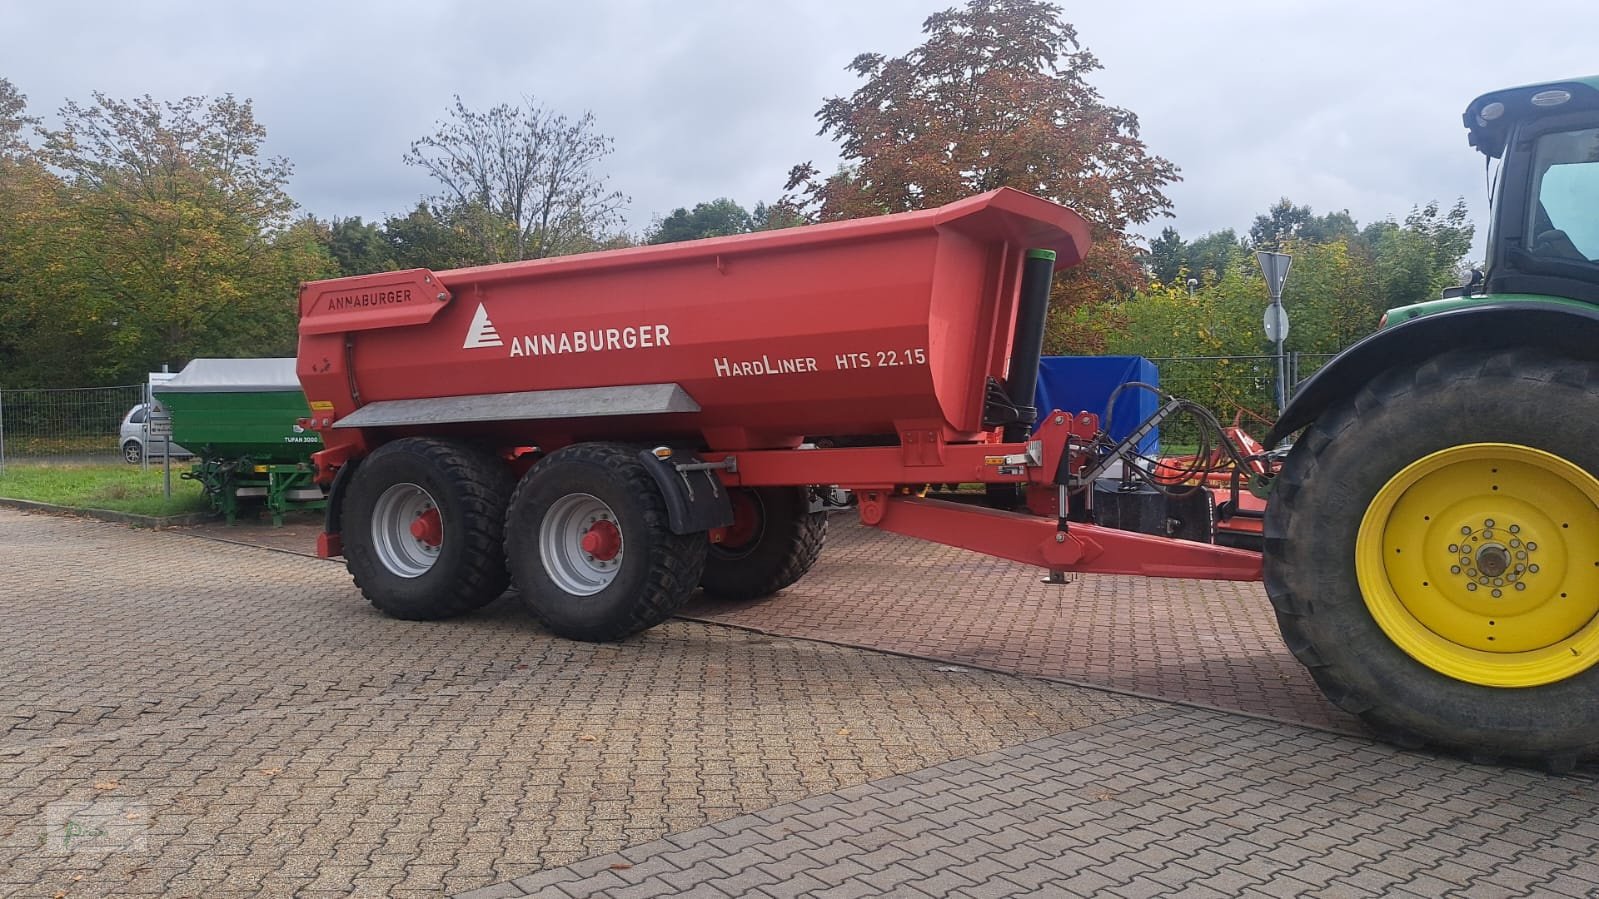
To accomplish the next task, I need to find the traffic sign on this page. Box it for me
[1256,251,1292,300]
[147,413,172,439]
[1263,303,1289,343]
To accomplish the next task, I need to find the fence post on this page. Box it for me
[0,387,6,475]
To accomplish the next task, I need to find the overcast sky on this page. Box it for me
[5,0,1597,258]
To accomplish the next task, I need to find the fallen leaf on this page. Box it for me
[93,780,117,791]
[123,812,141,820]
[836,728,851,736]
[609,863,633,870]
[258,767,282,776]
[578,734,597,742]
[514,664,529,670]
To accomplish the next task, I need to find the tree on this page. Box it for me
[751,200,807,232]
[0,80,68,386]
[783,0,1179,320]
[33,92,311,382]
[326,216,395,276]
[382,202,489,271]
[0,77,39,160]
[1185,229,1247,285]
[1361,200,1475,310]
[404,96,627,264]
[648,198,754,244]
[1145,226,1186,285]
[1249,198,1358,248]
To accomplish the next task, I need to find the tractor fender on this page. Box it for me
[637,449,736,535]
[1267,300,1599,446]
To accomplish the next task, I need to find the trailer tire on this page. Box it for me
[506,443,707,642]
[1265,348,1599,769]
[343,438,513,620]
[700,487,827,602]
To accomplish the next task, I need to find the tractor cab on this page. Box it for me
[1464,76,1599,304]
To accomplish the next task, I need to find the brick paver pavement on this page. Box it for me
[183,513,1357,735]
[0,509,1157,898]
[457,706,1599,899]
[680,519,1352,734]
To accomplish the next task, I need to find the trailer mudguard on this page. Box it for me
[637,450,736,535]
[317,456,359,556]
[1267,300,1599,446]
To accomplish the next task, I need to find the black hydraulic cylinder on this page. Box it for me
[1002,248,1057,442]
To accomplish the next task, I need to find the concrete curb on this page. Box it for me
[0,496,212,528]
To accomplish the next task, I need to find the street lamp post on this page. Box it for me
[1256,250,1292,415]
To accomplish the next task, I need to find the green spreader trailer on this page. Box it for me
[153,358,324,525]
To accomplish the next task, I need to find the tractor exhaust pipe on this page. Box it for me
[1002,248,1057,442]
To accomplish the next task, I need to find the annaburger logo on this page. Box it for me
[325,287,413,311]
[463,304,504,349]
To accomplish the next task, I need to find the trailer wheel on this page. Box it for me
[343,438,513,620]
[1265,349,1599,769]
[700,487,827,602]
[505,443,707,641]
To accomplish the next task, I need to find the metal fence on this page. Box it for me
[1145,353,1335,448]
[0,384,145,471]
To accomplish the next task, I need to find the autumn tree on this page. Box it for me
[404,96,627,264]
[0,77,39,160]
[0,79,67,386]
[29,92,326,382]
[784,0,1178,326]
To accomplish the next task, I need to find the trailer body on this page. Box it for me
[300,190,1090,453]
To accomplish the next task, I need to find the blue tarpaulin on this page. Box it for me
[1032,356,1160,456]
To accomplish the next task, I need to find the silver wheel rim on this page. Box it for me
[124,442,141,464]
[371,483,442,578]
[541,493,622,596]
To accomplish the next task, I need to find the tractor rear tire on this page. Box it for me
[342,438,513,620]
[701,487,827,602]
[1265,348,1599,769]
[505,443,707,642]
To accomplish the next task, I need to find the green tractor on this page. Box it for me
[1265,76,1599,769]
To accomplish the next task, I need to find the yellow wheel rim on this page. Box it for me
[1356,443,1599,687]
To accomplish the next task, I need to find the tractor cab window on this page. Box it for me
[1527,126,1599,265]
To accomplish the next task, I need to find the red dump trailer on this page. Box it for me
[296,188,1259,642]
